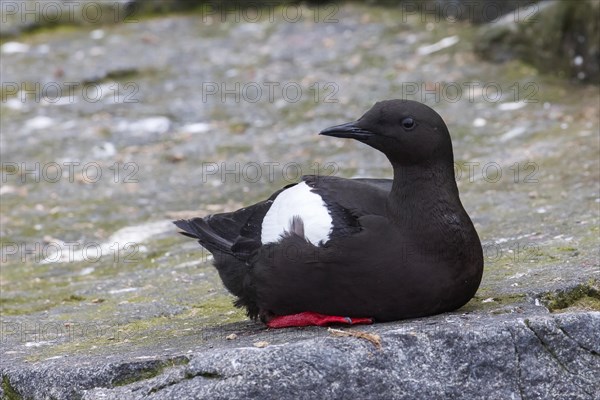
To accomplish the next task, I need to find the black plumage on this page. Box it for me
[174,99,483,324]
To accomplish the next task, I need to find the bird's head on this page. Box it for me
[319,99,454,167]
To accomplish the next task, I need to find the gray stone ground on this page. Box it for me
[1,2,599,399]
[3,312,600,399]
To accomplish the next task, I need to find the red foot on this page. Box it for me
[266,311,373,328]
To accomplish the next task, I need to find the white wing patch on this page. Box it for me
[261,182,332,245]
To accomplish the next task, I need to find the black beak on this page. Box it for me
[319,121,374,140]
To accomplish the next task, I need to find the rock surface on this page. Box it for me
[475,0,600,83]
[2,312,599,399]
[1,2,599,399]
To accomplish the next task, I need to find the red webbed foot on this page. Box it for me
[266,311,373,328]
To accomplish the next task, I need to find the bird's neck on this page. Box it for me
[386,163,459,222]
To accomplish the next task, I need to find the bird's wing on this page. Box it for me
[302,175,390,218]
[298,175,391,240]
[174,184,295,258]
[175,176,392,256]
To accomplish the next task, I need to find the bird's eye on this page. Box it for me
[401,117,416,130]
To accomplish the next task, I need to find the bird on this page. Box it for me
[174,99,484,328]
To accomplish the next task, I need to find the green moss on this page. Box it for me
[0,85,20,101]
[0,276,75,316]
[0,259,97,316]
[194,371,222,379]
[556,246,578,252]
[24,293,246,362]
[189,294,246,322]
[216,144,253,155]
[113,356,189,387]
[112,363,164,387]
[1,375,22,400]
[542,280,600,312]
[16,24,80,41]
[460,293,527,313]
[64,294,86,302]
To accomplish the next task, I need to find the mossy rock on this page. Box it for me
[475,0,600,83]
[542,279,600,312]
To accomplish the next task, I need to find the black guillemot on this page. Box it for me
[175,99,484,328]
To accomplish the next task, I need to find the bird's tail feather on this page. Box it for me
[173,218,234,255]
